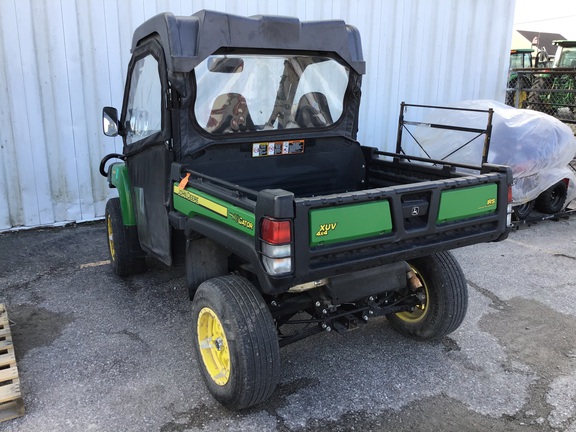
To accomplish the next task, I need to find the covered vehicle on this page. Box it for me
[407,100,576,218]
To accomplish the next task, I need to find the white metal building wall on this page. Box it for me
[0,0,515,230]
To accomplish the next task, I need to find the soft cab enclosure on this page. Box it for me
[132,10,366,157]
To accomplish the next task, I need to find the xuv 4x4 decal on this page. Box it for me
[316,223,338,237]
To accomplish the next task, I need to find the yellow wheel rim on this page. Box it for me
[197,307,231,386]
[395,266,429,323]
[106,214,116,262]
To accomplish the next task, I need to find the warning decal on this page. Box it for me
[252,140,304,157]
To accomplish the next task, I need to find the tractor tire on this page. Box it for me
[535,181,568,214]
[105,198,146,277]
[513,200,535,221]
[527,76,549,113]
[191,276,280,410]
[386,252,468,341]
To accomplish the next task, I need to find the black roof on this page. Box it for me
[554,40,576,47]
[131,10,365,74]
[517,30,567,56]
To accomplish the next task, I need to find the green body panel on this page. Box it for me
[173,184,256,236]
[437,184,498,224]
[309,200,392,246]
[110,163,137,226]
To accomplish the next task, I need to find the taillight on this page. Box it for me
[261,219,291,244]
[507,185,513,227]
[260,218,292,275]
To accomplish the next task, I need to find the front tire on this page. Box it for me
[191,276,280,410]
[386,252,468,340]
[105,198,145,276]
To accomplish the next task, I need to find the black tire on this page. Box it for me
[527,76,549,113]
[535,181,568,214]
[513,200,535,221]
[386,252,468,341]
[191,276,280,410]
[105,198,146,277]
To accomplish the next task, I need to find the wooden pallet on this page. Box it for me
[0,304,24,422]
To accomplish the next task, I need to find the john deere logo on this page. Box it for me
[411,206,420,216]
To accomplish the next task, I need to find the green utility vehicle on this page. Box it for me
[100,10,512,410]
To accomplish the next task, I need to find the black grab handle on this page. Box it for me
[99,153,125,177]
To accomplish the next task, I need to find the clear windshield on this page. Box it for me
[556,47,576,68]
[194,54,349,134]
[509,53,532,69]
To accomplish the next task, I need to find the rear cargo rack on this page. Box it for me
[396,102,494,165]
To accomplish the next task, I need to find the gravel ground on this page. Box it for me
[1,216,576,431]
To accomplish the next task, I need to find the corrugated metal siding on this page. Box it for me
[0,0,515,230]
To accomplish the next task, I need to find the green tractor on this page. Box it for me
[509,48,534,69]
[506,48,535,107]
[552,40,576,68]
[549,41,576,115]
[528,40,576,119]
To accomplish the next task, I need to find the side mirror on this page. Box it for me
[102,106,119,137]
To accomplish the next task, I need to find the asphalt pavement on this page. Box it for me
[1,216,576,431]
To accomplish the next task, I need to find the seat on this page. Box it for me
[205,93,255,133]
[294,92,333,128]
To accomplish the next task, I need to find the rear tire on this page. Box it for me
[535,181,568,214]
[513,200,534,220]
[105,198,145,276]
[527,76,550,113]
[191,276,280,410]
[386,252,468,341]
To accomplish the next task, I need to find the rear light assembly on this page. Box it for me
[507,185,513,227]
[260,218,293,275]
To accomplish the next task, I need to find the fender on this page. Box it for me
[108,163,137,226]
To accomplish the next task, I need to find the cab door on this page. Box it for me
[121,40,173,265]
